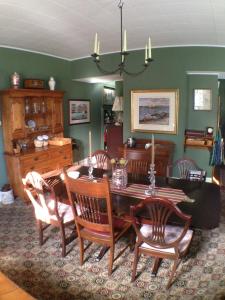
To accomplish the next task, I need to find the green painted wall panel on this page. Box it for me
[71,47,224,176]
[1,46,225,187]
[66,81,104,161]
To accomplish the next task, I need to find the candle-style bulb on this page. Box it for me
[145,44,148,64]
[97,41,100,56]
[148,37,152,59]
[94,33,98,54]
[151,134,155,165]
[89,131,92,157]
[123,30,127,52]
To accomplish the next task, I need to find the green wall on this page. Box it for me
[66,81,104,161]
[1,46,225,187]
[71,47,225,176]
[185,75,218,176]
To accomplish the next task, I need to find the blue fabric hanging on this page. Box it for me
[210,129,224,166]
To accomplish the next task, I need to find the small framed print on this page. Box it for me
[69,99,90,125]
[194,89,212,111]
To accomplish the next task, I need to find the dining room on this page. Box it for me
[1,1,225,299]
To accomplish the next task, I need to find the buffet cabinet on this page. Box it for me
[0,89,73,202]
[118,139,175,177]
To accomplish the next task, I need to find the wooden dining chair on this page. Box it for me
[91,150,111,169]
[64,173,132,275]
[123,147,150,180]
[130,196,193,289]
[23,171,76,257]
[167,157,205,180]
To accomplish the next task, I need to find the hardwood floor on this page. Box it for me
[0,272,35,300]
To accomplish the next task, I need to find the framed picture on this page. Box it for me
[131,89,179,134]
[194,89,212,110]
[69,99,90,125]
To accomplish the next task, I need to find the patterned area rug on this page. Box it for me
[0,195,225,300]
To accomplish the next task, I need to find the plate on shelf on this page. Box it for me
[27,120,36,129]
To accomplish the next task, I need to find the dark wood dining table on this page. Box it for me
[45,165,221,230]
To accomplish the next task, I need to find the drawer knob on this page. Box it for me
[34,157,39,161]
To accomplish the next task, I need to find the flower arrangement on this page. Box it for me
[111,158,128,189]
[110,158,128,169]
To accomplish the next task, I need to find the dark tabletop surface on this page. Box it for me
[75,166,221,230]
[47,166,221,230]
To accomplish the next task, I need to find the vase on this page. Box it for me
[112,165,127,189]
[48,77,56,90]
[10,72,20,89]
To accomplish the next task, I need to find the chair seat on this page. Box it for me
[139,224,193,254]
[34,198,74,224]
[81,217,130,239]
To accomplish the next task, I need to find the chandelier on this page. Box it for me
[91,0,153,76]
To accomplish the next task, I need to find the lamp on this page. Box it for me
[112,96,123,124]
[91,1,153,76]
[112,96,123,112]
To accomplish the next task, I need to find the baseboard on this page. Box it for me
[206,177,213,183]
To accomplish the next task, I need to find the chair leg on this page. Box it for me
[166,259,180,289]
[59,222,66,257]
[108,245,114,276]
[129,228,136,252]
[152,257,162,276]
[37,220,43,246]
[131,245,139,282]
[79,238,84,265]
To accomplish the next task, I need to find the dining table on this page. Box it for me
[44,165,221,230]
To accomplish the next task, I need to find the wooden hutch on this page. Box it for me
[0,89,73,202]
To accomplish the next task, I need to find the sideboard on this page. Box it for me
[118,138,175,177]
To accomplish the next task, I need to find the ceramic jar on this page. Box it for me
[48,76,56,90]
[11,72,20,89]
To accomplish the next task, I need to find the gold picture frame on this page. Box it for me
[131,89,179,134]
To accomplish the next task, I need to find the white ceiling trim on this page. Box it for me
[71,44,225,61]
[0,45,72,61]
[186,71,225,79]
[2,44,225,62]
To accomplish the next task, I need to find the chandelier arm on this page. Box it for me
[122,65,150,76]
[95,61,121,75]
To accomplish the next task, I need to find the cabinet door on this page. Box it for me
[106,125,123,158]
[51,98,63,133]
[11,97,26,139]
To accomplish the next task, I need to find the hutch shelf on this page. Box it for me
[0,89,73,202]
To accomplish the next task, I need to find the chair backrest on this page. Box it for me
[122,146,150,176]
[23,171,60,222]
[168,158,204,180]
[130,196,191,249]
[126,159,149,175]
[64,173,114,236]
[92,150,111,169]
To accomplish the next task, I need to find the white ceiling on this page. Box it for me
[0,0,225,60]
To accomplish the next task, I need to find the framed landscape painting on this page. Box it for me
[69,99,90,125]
[131,89,179,134]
